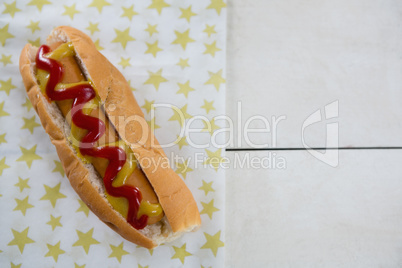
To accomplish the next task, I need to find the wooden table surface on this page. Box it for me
[225,0,402,267]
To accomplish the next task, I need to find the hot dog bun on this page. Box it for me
[19,26,201,249]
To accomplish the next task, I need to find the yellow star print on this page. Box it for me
[2,1,21,17]
[63,4,80,19]
[40,183,66,207]
[28,38,41,47]
[121,5,138,20]
[0,133,6,144]
[146,117,161,130]
[204,69,225,91]
[202,118,220,134]
[10,263,21,268]
[27,20,40,33]
[179,6,196,22]
[145,24,158,36]
[52,160,65,177]
[8,227,35,253]
[94,39,104,50]
[45,241,65,262]
[172,29,195,49]
[88,0,111,13]
[86,22,99,35]
[148,0,170,14]
[138,265,149,268]
[200,199,219,219]
[145,41,163,57]
[207,0,227,15]
[14,196,34,216]
[176,135,188,149]
[199,180,214,196]
[171,243,192,264]
[0,78,16,95]
[176,81,195,98]
[119,57,131,69]
[0,157,10,175]
[47,215,62,230]
[201,99,215,114]
[175,159,193,179]
[15,177,30,192]
[176,58,190,69]
[144,68,168,90]
[112,28,135,49]
[76,199,90,217]
[203,148,224,171]
[201,231,224,257]
[0,102,9,116]
[127,80,136,91]
[27,0,51,11]
[73,228,100,254]
[204,41,221,57]
[0,24,14,46]
[74,264,85,268]
[204,25,217,37]
[22,98,33,111]
[0,54,12,66]
[108,242,129,263]
[148,248,154,256]
[169,104,192,127]
[17,145,42,168]
[21,116,41,134]
[141,99,155,114]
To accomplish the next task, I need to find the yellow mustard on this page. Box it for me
[45,42,75,60]
[35,42,162,220]
[105,141,163,219]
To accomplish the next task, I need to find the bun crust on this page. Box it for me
[19,26,201,248]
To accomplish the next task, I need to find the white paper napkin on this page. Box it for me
[0,0,226,267]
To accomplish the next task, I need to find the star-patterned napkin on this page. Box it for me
[0,0,226,267]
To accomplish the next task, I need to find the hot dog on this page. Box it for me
[19,26,201,248]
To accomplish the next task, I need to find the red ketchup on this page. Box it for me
[36,45,148,229]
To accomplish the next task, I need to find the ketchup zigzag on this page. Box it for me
[36,45,148,229]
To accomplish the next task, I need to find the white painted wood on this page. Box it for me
[225,150,402,267]
[227,0,402,148]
